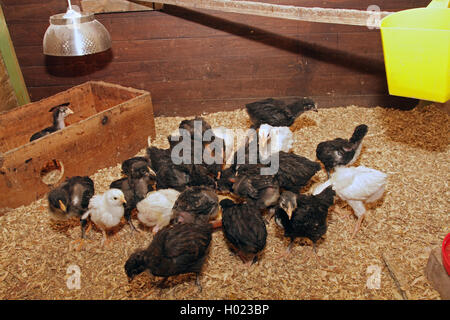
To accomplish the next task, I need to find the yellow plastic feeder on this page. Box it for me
[380,0,450,102]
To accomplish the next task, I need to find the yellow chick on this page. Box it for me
[81,188,126,245]
[136,189,180,234]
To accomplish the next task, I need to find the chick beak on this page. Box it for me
[147,166,156,176]
[312,105,318,112]
[66,107,74,115]
[59,200,67,212]
[121,196,127,204]
[287,203,293,219]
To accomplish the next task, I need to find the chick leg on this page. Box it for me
[236,251,249,264]
[351,214,365,239]
[85,220,92,235]
[80,218,88,239]
[101,230,109,247]
[308,242,327,266]
[347,200,366,239]
[243,259,253,268]
[276,238,295,260]
[70,218,89,251]
[195,273,202,293]
[125,208,138,232]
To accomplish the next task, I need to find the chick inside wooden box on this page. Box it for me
[0,81,156,210]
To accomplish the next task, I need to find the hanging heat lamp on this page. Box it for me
[43,0,112,56]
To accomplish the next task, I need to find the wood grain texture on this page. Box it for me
[2,0,428,116]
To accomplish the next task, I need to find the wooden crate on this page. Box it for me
[0,81,156,210]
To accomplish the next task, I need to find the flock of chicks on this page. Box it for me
[43,97,387,291]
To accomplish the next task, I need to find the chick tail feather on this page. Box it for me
[349,124,368,145]
[312,180,332,196]
[313,185,336,208]
[286,98,316,117]
[81,209,91,221]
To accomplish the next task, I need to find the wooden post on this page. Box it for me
[0,5,30,107]
[134,0,393,27]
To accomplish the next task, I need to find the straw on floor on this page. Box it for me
[0,103,448,300]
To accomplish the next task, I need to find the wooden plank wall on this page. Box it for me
[2,0,428,116]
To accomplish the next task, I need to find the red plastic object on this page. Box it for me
[443,233,450,276]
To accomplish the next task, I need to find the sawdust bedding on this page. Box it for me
[0,104,448,300]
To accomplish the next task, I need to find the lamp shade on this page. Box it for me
[43,11,111,56]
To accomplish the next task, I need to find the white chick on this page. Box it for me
[81,188,126,245]
[211,126,239,166]
[313,165,387,238]
[258,124,293,160]
[136,188,180,234]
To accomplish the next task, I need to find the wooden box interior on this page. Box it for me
[0,81,156,209]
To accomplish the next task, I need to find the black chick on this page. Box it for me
[47,176,94,239]
[232,169,280,210]
[274,186,335,259]
[110,158,156,231]
[146,146,192,191]
[121,156,155,177]
[147,141,217,191]
[30,102,73,142]
[168,116,213,161]
[177,116,213,145]
[124,222,212,291]
[316,124,369,177]
[155,163,192,191]
[172,186,219,225]
[220,199,267,266]
[146,146,171,173]
[149,149,217,190]
[216,166,236,193]
[271,151,321,192]
[245,97,317,128]
[184,164,217,189]
[171,118,223,182]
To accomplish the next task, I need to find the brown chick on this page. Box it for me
[172,186,219,225]
[219,199,267,266]
[124,222,212,292]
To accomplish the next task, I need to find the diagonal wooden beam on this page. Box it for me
[81,0,163,14]
[133,0,393,27]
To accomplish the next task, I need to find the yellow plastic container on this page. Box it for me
[380,0,450,102]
